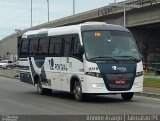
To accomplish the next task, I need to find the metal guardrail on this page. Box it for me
[98,0,160,17]
[125,0,158,7]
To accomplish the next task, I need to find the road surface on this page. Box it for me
[0,76,160,115]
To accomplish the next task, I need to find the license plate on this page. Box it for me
[115,80,127,85]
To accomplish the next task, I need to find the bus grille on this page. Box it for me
[105,73,135,91]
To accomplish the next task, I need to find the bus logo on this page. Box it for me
[112,66,117,70]
[49,59,54,70]
[112,66,127,72]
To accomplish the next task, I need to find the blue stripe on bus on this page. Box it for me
[20,72,33,85]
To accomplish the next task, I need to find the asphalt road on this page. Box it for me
[0,76,160,115]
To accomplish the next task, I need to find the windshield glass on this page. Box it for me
[82,30,141,61]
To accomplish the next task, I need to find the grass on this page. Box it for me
[144,73,155,76]
[144,78,160,88]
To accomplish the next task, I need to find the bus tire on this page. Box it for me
[121,92,134,101]
[37,79,45,95]
[37,79,52,95]
[45,88,52,95]
[73,81,83,102]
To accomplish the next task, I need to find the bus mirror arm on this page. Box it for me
[79,45,85,55]
[140,53,143,60]
[137,46,143,60]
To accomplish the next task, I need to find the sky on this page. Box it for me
[0,0,124,40]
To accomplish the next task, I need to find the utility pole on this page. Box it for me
[47,0,49,22]
[31,0,32,27]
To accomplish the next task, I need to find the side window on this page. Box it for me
[63,36,71,57]
[70,34,81,59]
[29,39,39,55]
[38,38,49,55]
[20,39,29,57]
[49,37,62,56]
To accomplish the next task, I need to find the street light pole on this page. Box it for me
[73,0,75,15]
[47,0,49,22]
[123,5,126,27]
[31,0,32,27]
[109,2,140,27]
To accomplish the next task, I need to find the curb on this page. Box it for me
[135,92,160,99]
[0,74,20,80]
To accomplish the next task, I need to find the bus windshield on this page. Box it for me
[82,30,141,61]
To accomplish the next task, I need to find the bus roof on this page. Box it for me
[22,22,129,39]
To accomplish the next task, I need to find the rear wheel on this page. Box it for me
[73,81,84,102]
[37,79,52,95]
[121,92,134,101]
[45,88,52,95]
[37,79,44,95]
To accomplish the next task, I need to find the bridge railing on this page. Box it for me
[98,0,160,17]
[125,0,159,7]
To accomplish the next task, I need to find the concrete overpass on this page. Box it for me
[0,0,160,68]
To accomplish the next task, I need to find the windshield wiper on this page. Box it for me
[115,56,139,62]
[89,56,119,63]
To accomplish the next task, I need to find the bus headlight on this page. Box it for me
[86,72,102,78]
[92,83,104,88]
[136,71,143,77]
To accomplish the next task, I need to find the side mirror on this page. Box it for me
[79,45,85,55]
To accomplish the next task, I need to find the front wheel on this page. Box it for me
[121,92,134,101]
[73,81,83,102]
